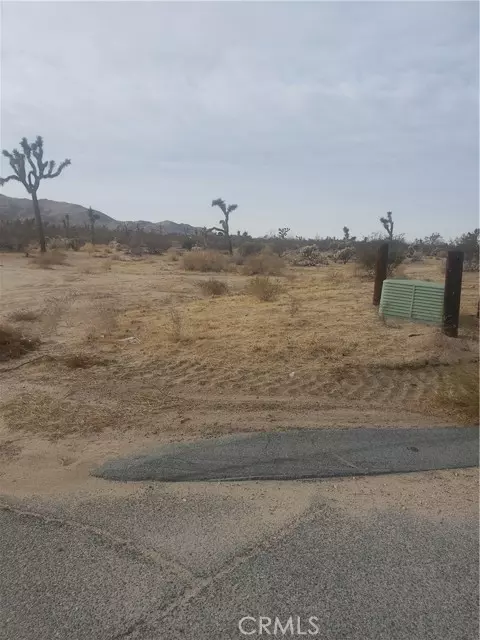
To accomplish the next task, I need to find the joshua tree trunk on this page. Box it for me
[31,191,46,253]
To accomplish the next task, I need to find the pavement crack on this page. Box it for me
[0,500,195,581]
[154,502,325,625]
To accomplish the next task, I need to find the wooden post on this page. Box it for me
[442,250,464,337]
[373,243,389,306]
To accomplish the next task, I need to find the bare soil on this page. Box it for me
[0,250,477,493]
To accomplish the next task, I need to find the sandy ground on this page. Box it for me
[0,250,477,494]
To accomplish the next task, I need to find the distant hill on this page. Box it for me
[0,194,199,235]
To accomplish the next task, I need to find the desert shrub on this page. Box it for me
[242,251,285,276]
[333,247,355,264]
[81,242,95,255]
[0,325,40,362]
[407,251,423,263]
[464,260,479,272]
[388,248,407,275]
[238,241,265,258]
[454,229,479,272]
[182,250,228,272]
[46,236,69,250]
[182,237,196,251]
[356,243,406,278]
[196,278,229,297]
[30,250,67,268]
[100,259,113,272]
[324,270,345,285]
[247,276,282,301]
[286,245,328,267]
[270,239,290,257]
[67,238,83,251]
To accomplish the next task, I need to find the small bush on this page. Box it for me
[247,276,282,302]
[100,259,113,272]
[464,258,479,272]
[286,245,328,267]
[81,242,95,255]
[333,247,355,264]
[196,278,229,297]
[408,251,423,263]
[356,244,406,278]
[242,251,285,276]
[0,325,40,362]
[30,250,67,269]
[182,237,196,251]
[9,310,40,323]
[324,270,345,285]
[238,241,265,258]
[182,250,228,272]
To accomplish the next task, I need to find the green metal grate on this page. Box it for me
[379,279,444,325]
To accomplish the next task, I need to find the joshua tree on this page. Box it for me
[342,226,350,241]
[0,136,71,252]
[63,213,70,238]
[380,211,394,241]
[277,227,290,239]
[210,198,238,255]
[87,207,100,245]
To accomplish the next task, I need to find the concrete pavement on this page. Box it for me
[1,469,478,640]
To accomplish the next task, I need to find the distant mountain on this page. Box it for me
[0,194,199,234]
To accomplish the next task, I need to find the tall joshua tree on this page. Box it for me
[0,136,71,252]
[380,211,394,241]
[210,198,238,255]
[87,207,100,245]
[63,213,70,239]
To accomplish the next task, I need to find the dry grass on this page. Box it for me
[9,309,40,323]
[0,252,478,441]
[182,250,228,272]
[196,278,229,297]
[247,276,283,302]
[430,363,479,424]
[99,258,113,272]
[0,392,120,437]
[167,307,183,342]
[288,296,301,316]
[30,250,67,269]
[40,293,78,335]
[0,324,40,362]
[242,251,285,276]
[83,301,119,343]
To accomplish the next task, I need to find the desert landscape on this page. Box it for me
[0,244,477,493]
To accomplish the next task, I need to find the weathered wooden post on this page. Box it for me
[373,243,389,306]
[442,250,464,337]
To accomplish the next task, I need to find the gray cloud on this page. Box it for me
[1,1,478,238]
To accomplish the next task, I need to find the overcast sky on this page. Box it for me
[1,1,478,239]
